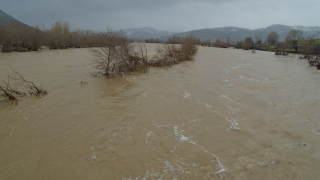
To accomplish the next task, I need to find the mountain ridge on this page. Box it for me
[158,24,320,42]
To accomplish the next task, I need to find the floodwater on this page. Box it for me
[0,44,320,180]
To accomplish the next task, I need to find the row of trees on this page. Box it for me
[0,22,42,52]
[1,20,316,55]
[0,21,125,52]
[160,29,316,54]
[264,29,319,55]
[232,29,318,54]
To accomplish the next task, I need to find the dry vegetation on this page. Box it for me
[0,21,122,52]
[0,69,47,101]
[90,31,199,77]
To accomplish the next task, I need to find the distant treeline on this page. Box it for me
[143,29,320,55]
[0,20,203,53]
[0,21,128,52]
[2,21,318,55]
[142,36,238,49]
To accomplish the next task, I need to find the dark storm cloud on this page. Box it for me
[1,0,319,32]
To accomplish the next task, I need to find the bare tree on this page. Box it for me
[286,29,303,53]
[46,20,71,49]
[267,31,279,45]
[300,36,316,59]
[90,28,149,77]
[90,28,126,76]
[243,37,254,50]
[214,38,224,48]
[234,40,243,49]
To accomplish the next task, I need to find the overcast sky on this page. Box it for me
[1,0,319,32]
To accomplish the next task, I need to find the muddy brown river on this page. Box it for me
[1,44,320,180]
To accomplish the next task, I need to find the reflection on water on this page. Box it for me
[1,45,320,179]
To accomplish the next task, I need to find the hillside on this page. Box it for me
[122,27,173,40]
[160,24,320,42]
[0,9,31,28]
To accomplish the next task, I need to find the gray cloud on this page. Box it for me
[1,0,319,32]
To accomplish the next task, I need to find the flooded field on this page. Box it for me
[1,44,320,179]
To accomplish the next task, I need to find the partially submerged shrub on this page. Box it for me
[10,68,48,95]
[149,44,183,67]
[0,69,48,101]
[149,36,198,67]
[90,31,199,77]
[90,29,149,77]
[0,78,25,100]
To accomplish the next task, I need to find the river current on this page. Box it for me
[1,44,320,179]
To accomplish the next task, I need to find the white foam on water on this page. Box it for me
[248,78,260,82]
[106,133,117,147]
[194,96,212,109]
[145,131,157,150]
[281,114,296,118]
[122,121,226,180]
[171,126,227,177]
[224,116,240,130]
[303,129,320,136]
[87,148,97,161]
[181,119,202,127]
[183,92,191,99]
[151,123,170,128]
[143,92,147,97]
[202,103,213,108]
[220,95,237,103]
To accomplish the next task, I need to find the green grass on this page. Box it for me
[298,39,320,45]
[259,46,277,51]
[257,39,320,53]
